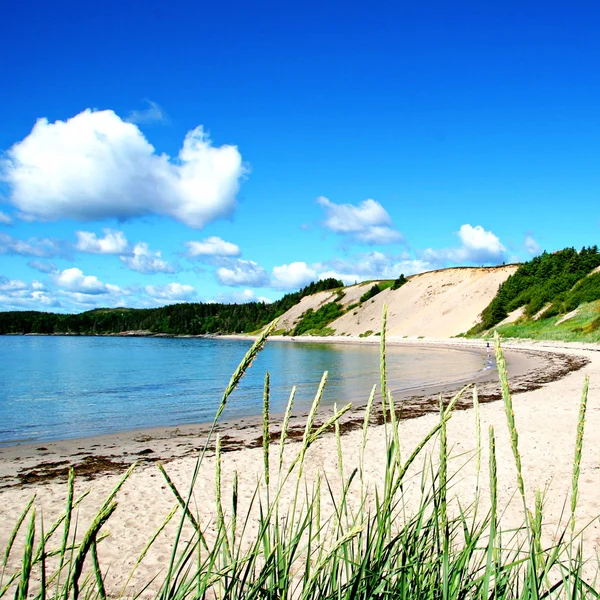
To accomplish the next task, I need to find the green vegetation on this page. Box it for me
[291,301,344,336]
[546,272,600,316]
[2,320,598,599]
[490,300,600,343]
[391,273,408,290]
[377,280,394,291]
[359,283,382,303]
[359,329,374,337]
[470,246,600,334]
[0,278,344,336]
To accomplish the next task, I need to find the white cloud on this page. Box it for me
[354,225,405,245]
[185,236,241,258]
[75,229,128,254]
[215,288,273,304]
[0,232,64,257]
[120,242,174,274]
[0,278,29,292]
[271,261,317,290]
[28,260,58,274]
[145,283,197,303]
[423,224,506,266]
[525,234,541,256]
[317,196,403,245]
[126,100,168,124]
[457,224,506,260]
[216,259,269,287]
[0,276,58,309]
[0,211,12,225]
[320,252,429,283]
[55,268,121,295]
[1,109,246,228]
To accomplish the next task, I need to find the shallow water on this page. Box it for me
[0,336,492,445]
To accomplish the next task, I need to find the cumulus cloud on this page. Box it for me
[0,276,58,309]
[271,262,317,290]
[0,211,12,225]
[456,224,506,261]
[0,278,29,292]
[126,100,168,124]
[75,229,128,254]
[55,268,121,295]
[1,109,246,228]
[0,232,65,258]
[267,253,427,290]
[317,196,403,245]
[525,234,541,256]
[185,236,241,258]
[120,242,174,274]
[423,224,506,266]
[216,259,269,287]
[145,283,197,303]
[319,252,429,284]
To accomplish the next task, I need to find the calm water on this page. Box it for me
[0,336,491,445]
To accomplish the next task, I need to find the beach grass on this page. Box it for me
[482,300,600,343]
[2,312,599,599]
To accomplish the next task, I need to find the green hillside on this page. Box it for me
[469,246,600,340]
[490,300,600,343]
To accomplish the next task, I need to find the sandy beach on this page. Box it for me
[1,336,599,595]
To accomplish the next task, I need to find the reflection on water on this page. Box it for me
[0,336,489,445]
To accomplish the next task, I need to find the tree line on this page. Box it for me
[0,278,344,335]
[470,246,600,333]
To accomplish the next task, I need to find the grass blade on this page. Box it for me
[571,376,589,534]
[16,509,35,600]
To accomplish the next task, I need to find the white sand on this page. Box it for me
[1,337,599,595]
[274,266,518,338]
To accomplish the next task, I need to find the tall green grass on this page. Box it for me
[2,313,598,599]
[482,300,600,343]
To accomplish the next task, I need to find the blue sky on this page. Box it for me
[0,0,599,312]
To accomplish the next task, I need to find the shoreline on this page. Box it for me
[0,335,496,448]
[0,336,590,489]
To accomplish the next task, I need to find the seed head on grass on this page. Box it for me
[67,501,117,600]
[263,371,270,488]
[473,385,481,478]
[494,331,528,523]
[571,375,589,534]
[214,434,231,561]
[380,304,388,422]
[481,425,498,600]
[216,318,279,423]
[295,371,328,475]
[334,403,344,483]
[278,385,296,477]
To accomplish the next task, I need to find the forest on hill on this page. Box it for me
[470,246,600,334]
[0,278,344,335]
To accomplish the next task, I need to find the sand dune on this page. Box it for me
[274,289,338,331]
[327,266,518,338]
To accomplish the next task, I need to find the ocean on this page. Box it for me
[0,336,491,445]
